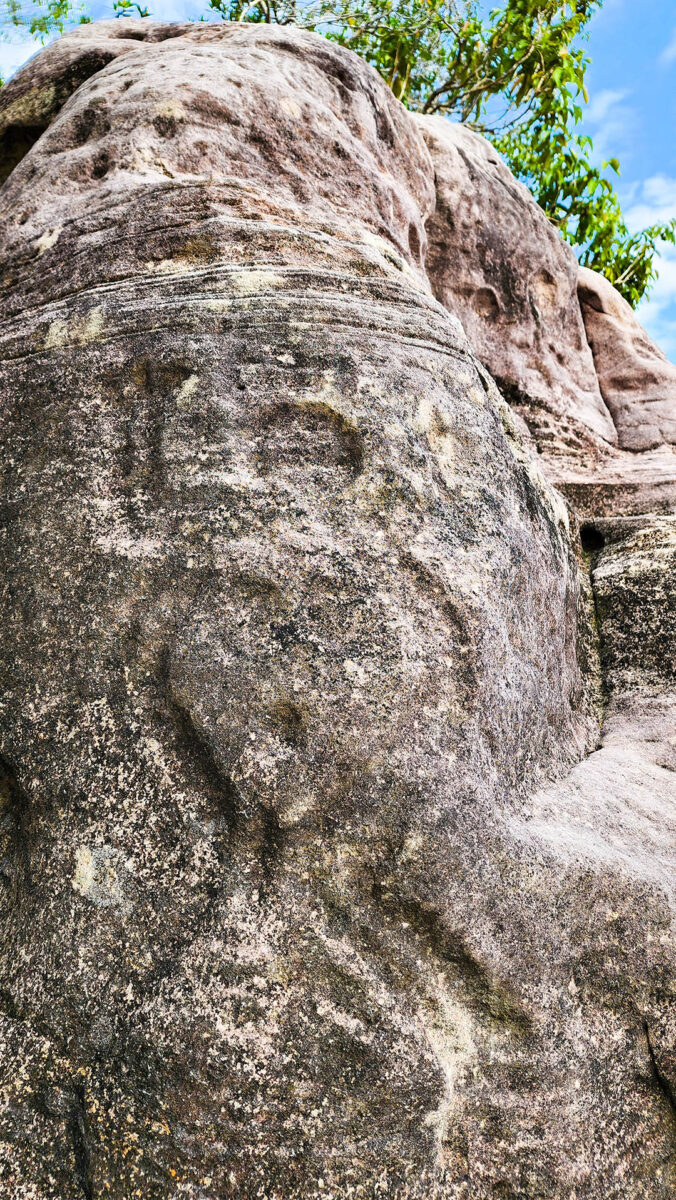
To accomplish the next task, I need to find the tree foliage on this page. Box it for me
[2,0,674,306]
[1,0,74,38]
[211,0,676,307]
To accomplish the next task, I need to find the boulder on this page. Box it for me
[0,21,674,1200]
[0,18,434,314]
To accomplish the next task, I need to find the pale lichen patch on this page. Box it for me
[43,306,105,349]
[176,373,200,403]
[35,226,61,257]
[229,268,286,294]
[72,845,132,915]
[420,991,478,1165]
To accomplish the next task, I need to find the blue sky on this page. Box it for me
[581,0,676,358]
[3,0,676,358]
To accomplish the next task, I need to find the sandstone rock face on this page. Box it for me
[0,21,675,1200]
[0,18,434,303]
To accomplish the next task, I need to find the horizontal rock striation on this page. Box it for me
[0,20,674,1200]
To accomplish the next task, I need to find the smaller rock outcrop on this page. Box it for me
[416,114,617,451]
[578,265,676,450]
[417,113,676,518]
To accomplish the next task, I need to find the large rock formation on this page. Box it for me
[0,20,674,1200]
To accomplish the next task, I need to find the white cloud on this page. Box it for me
[585,88,628,125]
[618,176,676,364]
[660,26,676,65]
[582,88,636,165]
[624,173,676,231]
[637,273,676,361]
[635,245,676,364]
[0,29,44,80]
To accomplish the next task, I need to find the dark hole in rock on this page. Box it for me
[70,103,111,147]
[580,522,605,553]
[0,125,45,186]
[472,286,500,321]
[0,752,30,898]
[91,150,110,179]
[153,112,179,139]
[270,699,306,746]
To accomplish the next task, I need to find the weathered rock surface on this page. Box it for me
[0,20,674,1200]
[0,20,188,185]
